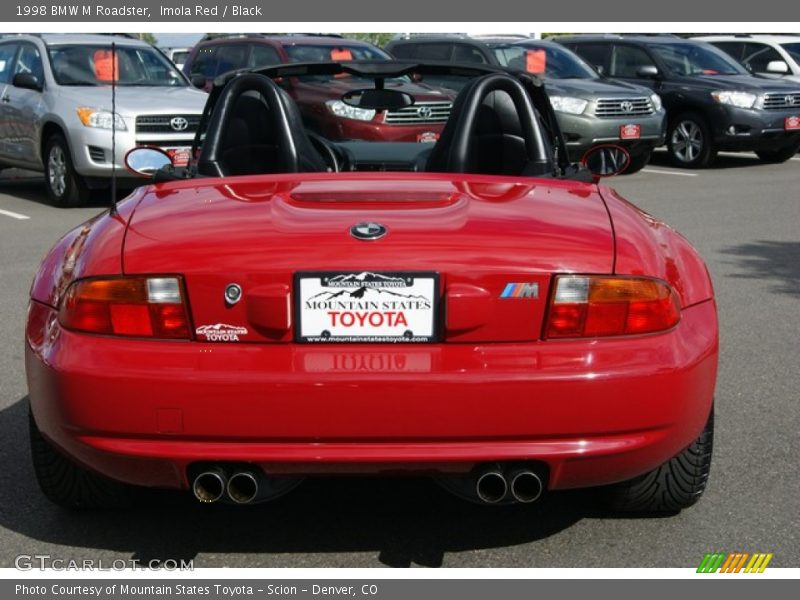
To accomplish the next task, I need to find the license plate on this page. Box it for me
[785,116,800,130]
[620,124,641,140]
[164,146,192,167]
[295,271,439,343]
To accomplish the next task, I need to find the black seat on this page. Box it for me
[198,74,328,177]
[425,73,553,177]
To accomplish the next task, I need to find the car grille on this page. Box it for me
[135,115,201,134]
[762,92,800,110]
[384,102,451,124]
[594,97,654,118]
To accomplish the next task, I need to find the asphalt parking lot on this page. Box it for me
[0,151,798,568]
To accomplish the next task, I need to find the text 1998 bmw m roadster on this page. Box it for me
[26,60,717,511]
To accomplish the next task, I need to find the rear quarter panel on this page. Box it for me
[600,184,714,308]
[29,190,143,308]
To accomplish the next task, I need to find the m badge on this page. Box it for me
[500,283,539,299]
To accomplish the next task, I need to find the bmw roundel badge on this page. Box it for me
[350,222,387,241]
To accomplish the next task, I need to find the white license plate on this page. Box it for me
[295,271,439,343]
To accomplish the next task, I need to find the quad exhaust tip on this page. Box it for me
[227,471,260,504]
[192,470,227,503]
[475,470,508,504]
[508,469,544,504]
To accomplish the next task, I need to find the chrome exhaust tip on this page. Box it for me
[226,471,260,504]
[475,470,508,504]
[192,470,227,503]
[508,469,544,504]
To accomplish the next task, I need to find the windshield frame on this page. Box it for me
[47,43,189,87]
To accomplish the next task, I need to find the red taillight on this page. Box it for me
[59,277,190,339]
[545,276,680,339]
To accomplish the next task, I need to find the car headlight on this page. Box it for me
[325,100,376,121]
[76,107,127,131]
[549,96,588,115]
[650,93,663,112]
[710,91,758,109]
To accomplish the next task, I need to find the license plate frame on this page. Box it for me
[294,271,440,343]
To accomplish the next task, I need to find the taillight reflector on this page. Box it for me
[59,277,190,339]
[545,276,680,338]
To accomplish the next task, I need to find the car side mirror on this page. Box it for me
[636,65,660,79]
[766,60,789,74]
[190,74,207,89]
[581,144,630,180]
[13,72,42,92]
[125,147,173,178]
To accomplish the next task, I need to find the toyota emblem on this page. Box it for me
[350,222,387,241]
[620,101,635,113]
[170,117,189,131]
[786,95,797,106]
[417,106,433,119]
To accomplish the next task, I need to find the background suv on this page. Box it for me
[183,35,455,142]
[0,34,207,206]
[557,35,800,167]
[386,36,666,172]
[696,35,800,84]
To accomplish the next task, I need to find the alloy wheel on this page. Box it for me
[671,120,703,163]
[48,144,67,197]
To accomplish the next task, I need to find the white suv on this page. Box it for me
[695,35,800,84]
[0,34,207,206]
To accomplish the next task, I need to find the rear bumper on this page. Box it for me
[27,299,717,491]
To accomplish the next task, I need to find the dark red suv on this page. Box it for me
[183,35,455,142]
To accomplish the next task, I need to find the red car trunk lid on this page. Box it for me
[123,173,613,343]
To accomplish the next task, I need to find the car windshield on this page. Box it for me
[48,44,187,86]
[650,43,747,76]
[493,44,598,79]
[285,44,409,85]
[780,42,800,63]
[284,44,390,62]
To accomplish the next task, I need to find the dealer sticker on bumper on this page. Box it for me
[296,271,438,343]
[620,124,642,140]
[785,116,800,130]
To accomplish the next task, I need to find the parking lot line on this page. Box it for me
[640,168,699,177]
[0,208,31,220]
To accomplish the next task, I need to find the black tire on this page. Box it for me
[604,409,713,513]
[667,112,717,168]
[29,410,132,509]
[622,150,652,174]
[755,143,800,164]
[43,133,91,207]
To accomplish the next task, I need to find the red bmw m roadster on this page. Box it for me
[26,60,717,511]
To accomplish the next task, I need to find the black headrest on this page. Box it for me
[425,73,552,176]
[198,73,327,177]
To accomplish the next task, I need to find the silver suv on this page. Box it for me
[0,34,207,206]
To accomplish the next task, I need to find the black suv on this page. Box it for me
[556,35,800,167]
